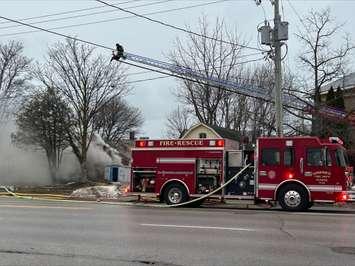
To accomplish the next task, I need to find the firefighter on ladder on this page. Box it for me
[110,43,126,62]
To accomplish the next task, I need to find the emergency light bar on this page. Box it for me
[135,139,225,148]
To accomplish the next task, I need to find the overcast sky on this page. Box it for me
[1,0,354,138]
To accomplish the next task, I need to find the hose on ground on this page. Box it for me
[165,164,251,208]
[0,186,32,199]
[0,164,251,208]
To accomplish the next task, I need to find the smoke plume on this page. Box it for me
[0,122,52,185]
[0,121,124,185]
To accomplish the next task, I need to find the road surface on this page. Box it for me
[0,198,355,266]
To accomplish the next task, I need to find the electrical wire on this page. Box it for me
[0,15,112,49]
[95,0,265,52]
[280,0,285,20]
[286,0,312,36]
[0,15,278,108]
[0,57,265,99]
[127,75,170,84]
[0,0,141,25]
[0,0,237,38]
[0,0,173,30]
[0,14,264,83]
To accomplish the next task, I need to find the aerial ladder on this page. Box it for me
[111,43,348,121]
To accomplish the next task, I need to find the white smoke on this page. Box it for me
[86,133,123,179]
[0,121,52,185]
[0,122,123,184]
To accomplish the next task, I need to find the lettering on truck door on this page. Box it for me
[155,158,196,194]
[302,146,335,201]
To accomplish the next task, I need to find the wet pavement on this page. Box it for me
[1,197,355,266]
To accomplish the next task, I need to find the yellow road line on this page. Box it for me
[0,192,69,197]
[0,204,91,210]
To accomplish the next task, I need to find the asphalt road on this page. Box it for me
[1,198,355,266]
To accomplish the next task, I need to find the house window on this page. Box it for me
[199,132,207,139]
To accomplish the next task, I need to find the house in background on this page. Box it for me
[181,122,248,150]
[321,72,355,114]
[321,72,355,164]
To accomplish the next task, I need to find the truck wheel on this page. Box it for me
[307,202,314,209]
[164,183,188,205]
[278,184,309,211]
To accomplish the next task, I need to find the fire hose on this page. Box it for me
[0,164,251,208]
[0,186,71,200]
[102,164,252,208]
[163,164,251,208]
[0,186,31,199]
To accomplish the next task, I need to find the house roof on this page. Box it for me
[321,72,355,93]
[181,122,240,141]
[208,124,241,141]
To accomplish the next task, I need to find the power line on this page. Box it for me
[0,0,140,25]
[0,15,112,50]
[127,75,170,84]
[96,0,265,52]
[0,0,237,38]
[0,15,271,106]
[286,0,311,35]
[0,0,172,30]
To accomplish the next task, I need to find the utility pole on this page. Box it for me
[273,0,283,136]
[256,0,288,136]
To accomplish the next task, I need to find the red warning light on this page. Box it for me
[286,172,294,179]
[337,192,348,202]
[137,141,146,147]
[342,193,348,201]
[216,140,224,147]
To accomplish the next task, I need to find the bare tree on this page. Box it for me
[0,41,31,120]
[35,38,129,181]
[93,97,143,146]
[296,8,353,135]
[165,106,194,138]
[227,65,277,139]
[12,87,72,182]
[169,16,247,126]
[168,16,280,140]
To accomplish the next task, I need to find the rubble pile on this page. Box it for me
[70,185,121,200]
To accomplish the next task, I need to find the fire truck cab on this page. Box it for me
[130,136,353,211]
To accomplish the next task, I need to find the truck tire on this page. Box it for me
[163,183,189,205]
[278,184,309,211]
[307,202,314,209]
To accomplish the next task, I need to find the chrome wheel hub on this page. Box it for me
[284,190,301,208]
[168,188,182,204]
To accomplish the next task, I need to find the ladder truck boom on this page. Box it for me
[124,52,272,102]
[111,45,347,119]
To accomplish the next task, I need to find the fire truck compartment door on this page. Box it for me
[156,158,196,192]
[228,151,243,168]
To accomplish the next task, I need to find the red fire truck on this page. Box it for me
[129,136,354,211]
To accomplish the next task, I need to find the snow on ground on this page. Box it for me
[70,185,121,199]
